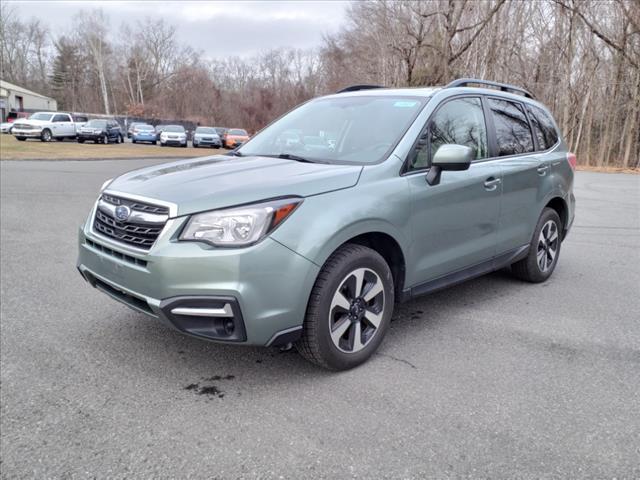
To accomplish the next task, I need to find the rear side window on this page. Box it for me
[488,98,534,156]
[53,114,71,122]
[526,104,559,150]
[409,97,488,171]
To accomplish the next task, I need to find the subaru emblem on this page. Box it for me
[115,205,131,221]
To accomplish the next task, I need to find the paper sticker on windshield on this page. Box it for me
[394,101,418,108]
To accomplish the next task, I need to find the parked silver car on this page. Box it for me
[192,126,222,148]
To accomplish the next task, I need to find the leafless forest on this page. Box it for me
[1,1,638,167]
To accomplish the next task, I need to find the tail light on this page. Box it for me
[566,152,577,170]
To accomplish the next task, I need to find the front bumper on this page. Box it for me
[161,138,187,145]
[78,133,103,141]
[12,128,42,137]
[77,204,319,346]
[194,139,221,147]
[133,135,157,142]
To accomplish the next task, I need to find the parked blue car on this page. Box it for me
[131,124,157,145]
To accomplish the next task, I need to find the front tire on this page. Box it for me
[296,244,394,370]
[512,208,562,283]
[40,129,52,142]
[102,134,109,144]
[16,137,26,141]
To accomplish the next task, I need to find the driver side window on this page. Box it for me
[408,97,488,171]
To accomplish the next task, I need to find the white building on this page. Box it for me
[0,80,57,121]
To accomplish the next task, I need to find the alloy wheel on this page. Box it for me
[537,219,559,272]
[328,268,385,353]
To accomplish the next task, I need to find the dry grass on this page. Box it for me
[0,134,223,160]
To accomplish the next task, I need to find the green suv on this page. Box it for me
[77,78,575,370]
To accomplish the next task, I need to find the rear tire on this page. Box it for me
[296,244,394,370]
[511,208,562,283]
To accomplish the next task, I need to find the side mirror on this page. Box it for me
[426,144,474,186]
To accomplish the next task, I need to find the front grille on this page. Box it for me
[94,194,168,250]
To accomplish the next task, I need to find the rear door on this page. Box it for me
[485,97,543,255]
[405,96,502,286]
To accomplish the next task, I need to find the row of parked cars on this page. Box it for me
[2,111,250,149]
[127,123,249,148]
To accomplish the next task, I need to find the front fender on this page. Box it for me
[270,175,412,269]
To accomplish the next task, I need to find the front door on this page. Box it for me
[405,96,502,287]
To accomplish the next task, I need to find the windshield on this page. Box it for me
[196,127,216,134]
[164,125,185,133]
[29,113,54,121]
[229,129,247,135]
[238,96,426,164]
[136,124,154,131]
[87,120,107,128]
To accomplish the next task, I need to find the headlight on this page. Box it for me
[180,198,302,247]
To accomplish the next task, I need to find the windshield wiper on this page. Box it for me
[257,153,328,164]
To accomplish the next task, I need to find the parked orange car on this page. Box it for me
[224,128,250,148]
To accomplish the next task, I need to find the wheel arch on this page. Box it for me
[344,232,407,300]
[310,224,408,301]
[544,196,569,239]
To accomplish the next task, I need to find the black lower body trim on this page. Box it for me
[266,326,303,347]
[403,245,529,301]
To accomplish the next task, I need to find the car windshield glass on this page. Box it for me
[196,127,216,134]
[87,120,107,128]
[164,125,185,133]
[29,113,54,121]
[137,124,154,131]
[229,129,247,135]
[238,96,426,164]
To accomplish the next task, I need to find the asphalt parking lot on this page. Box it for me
[1,160,639,478]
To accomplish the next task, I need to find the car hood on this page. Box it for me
[107,155,363,216]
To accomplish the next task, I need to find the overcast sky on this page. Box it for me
[6,1,351,57]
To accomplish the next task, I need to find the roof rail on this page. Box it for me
[444,78,534,99]
[336,84,385,94]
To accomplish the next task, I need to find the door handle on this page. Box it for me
[537,165,550,175]
[484,177,501,191]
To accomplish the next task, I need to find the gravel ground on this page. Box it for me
[1,160,639,479]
